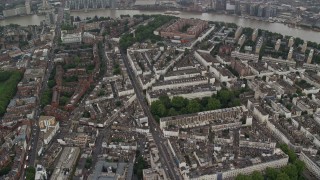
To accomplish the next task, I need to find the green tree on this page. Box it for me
[0,164,11,176]
[98,90,105,97]
[296,89,303,96]
[280,144,297,163]
[59,96,69,106]
[64,75,78,82]
[184,48,190,55]
[230,98,241,107]
[217,89,234,106]
[159,95,171,109]
[113,68,121,75]
[151,100,166,117]
[74,55,80,64]
[262,76,267,81]
[25,166,36,180]
[294,160,305,176]
[48,80,56,88]
[168,108,178,116]
[187,99,201,113]
[235,174,252,180]
[40,89,52,107]
[86,64,95,72]
[83,110,90,118]
[276,172,290,180]
[134,156,147,179]
[115,100,122,106]
[266,167,280,180]
[281,164,298,180]
[171,96,187,110]
[85,157,93,169]
[180,107,188,115]
[0,72,11,82]
[200,97,210,108]
[251,171,263,180]
[207,98,221,110]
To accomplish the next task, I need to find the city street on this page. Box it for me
[26,0,66,171]
[121,51,182,180]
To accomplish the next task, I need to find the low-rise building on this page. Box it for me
[160,106,246,129]
[252,28,259,42]
[157,19,208,39]
[307,49,314,64]
[238,34,246,46]
[61,31,82,44]
[231,51,259,61]
[235,26,243,40]
[38,116,60,145]
[6,97,37,114]
[255,37,263,54]
[288,37,294,48]
[189,152,288,179]
[299,151,320,179]
[35,164,47,180]
[3,6,27,17]
[287,47,293,60]
[88,161,134,180]
[253,106,269,122]
[230,59,252,77]
[302,41,308,53]
[143,168,167,180]
[50,147,80,180]
[275,39,281,51]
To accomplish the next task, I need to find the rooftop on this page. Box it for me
[50,147,81,180]
[88,161,134,180]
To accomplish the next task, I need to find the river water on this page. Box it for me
[1,9,320,43]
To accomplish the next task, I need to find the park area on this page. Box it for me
[0,71,23,116]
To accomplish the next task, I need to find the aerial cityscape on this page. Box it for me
[1,0,320,180]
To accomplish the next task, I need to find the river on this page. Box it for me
[1,9,320,43]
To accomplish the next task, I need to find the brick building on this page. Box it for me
[158,19,208,39]
[230,59,252,76]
